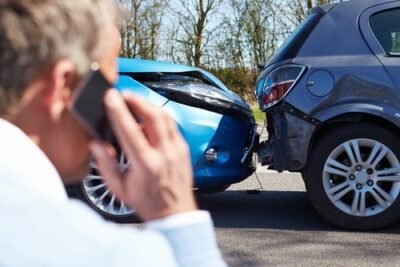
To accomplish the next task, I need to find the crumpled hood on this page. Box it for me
[118,58,250,111]
[118,58,247,105]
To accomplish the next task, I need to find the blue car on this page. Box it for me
[70,58,257,222]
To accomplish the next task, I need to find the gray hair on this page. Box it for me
[0,0,120,114]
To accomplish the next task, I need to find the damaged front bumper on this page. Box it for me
[242,124,260,165]
[257,103,319,172]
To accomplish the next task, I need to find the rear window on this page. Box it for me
[370,8,400,54]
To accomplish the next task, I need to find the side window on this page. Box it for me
[370,8,400,53]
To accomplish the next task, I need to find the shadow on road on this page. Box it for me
[196,190,400,234]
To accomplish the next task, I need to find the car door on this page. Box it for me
[360,2,400,89]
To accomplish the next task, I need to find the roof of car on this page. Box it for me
[332,0,397,13]
[294,0,398,60]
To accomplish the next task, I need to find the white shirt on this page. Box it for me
[0,119,226,267]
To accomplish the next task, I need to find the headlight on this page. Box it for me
[257,65,306,111]
[183,83,238,108]
[145,81,252,118]
[155,82,237,107]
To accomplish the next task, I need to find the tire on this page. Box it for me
[72,183,139,224]
[71,153,139,223]
[304,123,400,230]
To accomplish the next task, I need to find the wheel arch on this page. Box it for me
[306,110,400,174]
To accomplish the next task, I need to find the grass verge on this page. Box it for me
[252,108,265,123]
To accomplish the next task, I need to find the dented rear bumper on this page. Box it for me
[257,103,319,172]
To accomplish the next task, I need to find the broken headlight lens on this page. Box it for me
[146,81,251,117]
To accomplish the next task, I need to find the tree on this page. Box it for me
[242,0,278,69]
[170,0,223,67]
[118,0,166,59]
[277,0,337,26]
[219,0,247,70]
[221,0,278,70]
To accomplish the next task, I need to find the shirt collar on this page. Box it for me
[0,119,68,202]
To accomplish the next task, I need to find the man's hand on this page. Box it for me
[90,89,197,221]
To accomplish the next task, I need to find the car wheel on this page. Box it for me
[73,153,139,223]
[305,123,400,230]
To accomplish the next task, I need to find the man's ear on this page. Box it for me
[43,60,76,120]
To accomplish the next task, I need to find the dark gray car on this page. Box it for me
[256,0,400,229]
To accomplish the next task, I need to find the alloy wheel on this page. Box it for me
[323,138,400,217]
[82,153,134,216]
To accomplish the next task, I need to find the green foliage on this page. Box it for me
[252,107,265,122]
[206,67,259,104]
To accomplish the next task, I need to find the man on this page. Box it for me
[0,0,226,266]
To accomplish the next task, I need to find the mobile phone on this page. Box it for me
[70,66,115,143]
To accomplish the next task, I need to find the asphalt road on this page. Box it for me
[124,126,400,266]
[195,127,400,266]
[196,169,400,267]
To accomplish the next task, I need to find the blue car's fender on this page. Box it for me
[163,101,254,188]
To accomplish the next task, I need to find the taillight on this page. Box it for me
[258,65,305,111]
